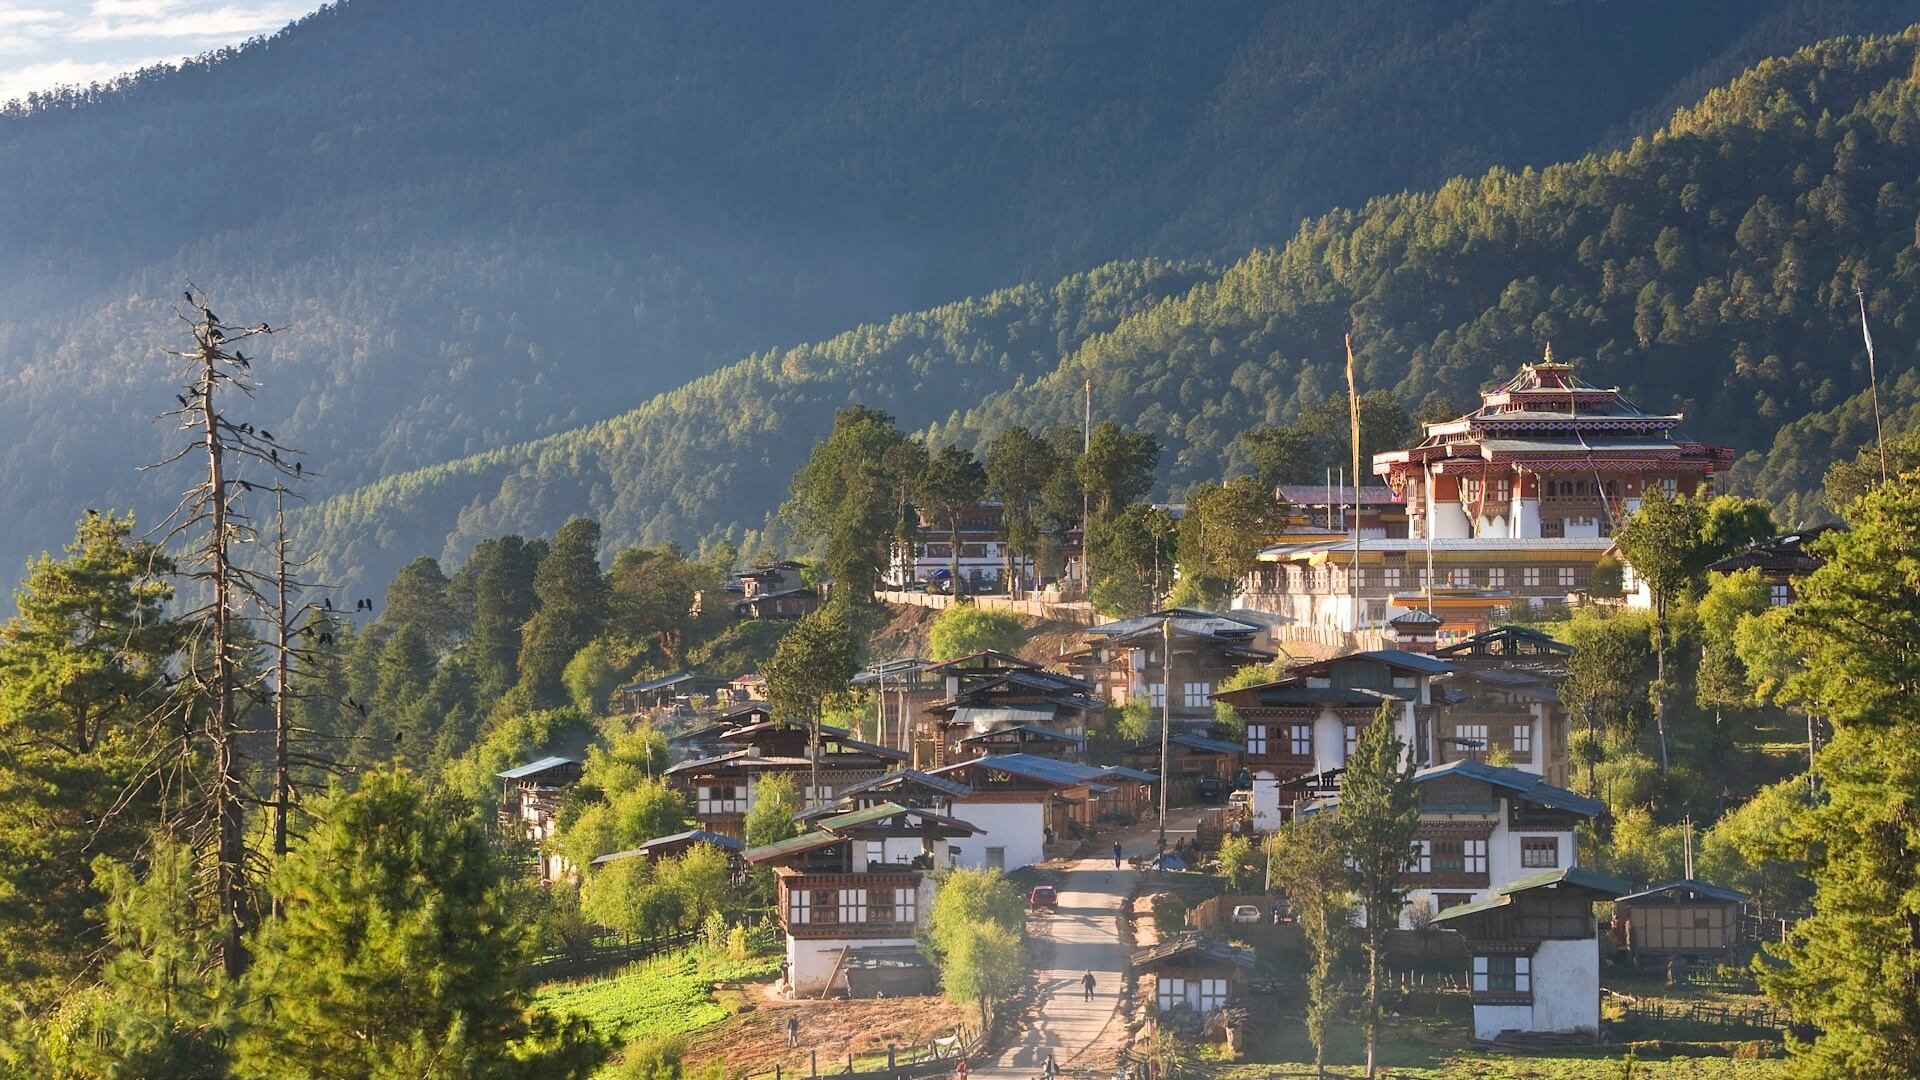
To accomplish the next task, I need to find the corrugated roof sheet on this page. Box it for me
[1413,759,1604,817]
[1130,931,1257,971]
[933,752,1112,789]
[1615,879,1749,906]
[496,755,579,780]
[840,769,974,800]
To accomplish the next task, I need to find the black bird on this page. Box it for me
[184,290,193,304]
[260,323,270,333]
[270,449,279,464]
[260,429,274,442]
[176,394,188,407]
[232,352,249,368]
[323,597,332,610]
[294,462,303,478]
[206,311,219,325]
[320,632,333,646]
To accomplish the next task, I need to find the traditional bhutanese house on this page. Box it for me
[1385,608,1444,653]
[1214,649,1452,830]
[1703,525,1838,608]
[1063,609,1275,723]
[850,657,939,757]
[926,667,1101,767]
[1373,352,1734,543]
[736,586,821,620]
[1611,880,1748,963]
[619,671,731,716]
[497,755,583,883]
[1131,932,1257,1019]
[959,724,1086,759]
[930,752,1114,870]
[1431,867,1630,1041]
[663,717,907,836]
[1433,626,1574,785]
[728,673,766,701]
[1395,760,1602,925]
[909,651,1048,766]
[745,802,981,996]
[1118,730,1242,787]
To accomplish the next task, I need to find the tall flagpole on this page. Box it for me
[1858,289,1889,485]
[1345,334,1363,631]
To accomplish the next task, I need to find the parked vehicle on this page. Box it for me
[1270,894,1296,924]
[1231,904,1262,924]
[1233,769,1253,791]
[1029,884,1058,913]
[1195,775,1226,802]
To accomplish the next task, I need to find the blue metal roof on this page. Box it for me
[1168,731,1243,755]
[496,755,579,781]
[1615,879,1750,906]
[623,672,697,694]
[1413,759,1604,817]
[933,752,1113,789]
[1097,765,1160,783]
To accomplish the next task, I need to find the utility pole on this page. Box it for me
[1081,378,1091,594]
[1158,613,1172,847]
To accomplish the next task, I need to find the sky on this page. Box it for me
[0,0,322,104]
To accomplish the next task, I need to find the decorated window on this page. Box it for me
[1343,723,1360,759]
[1522,566,1541,588]
[838,889,868,925]
[1486,567,1506,588]
[1770,583,1791,607]
[1246,724,1268,756]
[1196,978,1228,1014]
[1464,839,1488,874]
[1288,724,1312,756]
[1182,682,1212,708]
[1156,977,1186,1012]
[1382,567,1402,589]
[1558,566,1576,587]
[788,888,812,925]
[1473,954,1530,994]
[894,887,917,924]
[1521,837,1559,869]
[1510,724,1532,755]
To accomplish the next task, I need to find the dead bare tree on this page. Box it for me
[143,288,299,978]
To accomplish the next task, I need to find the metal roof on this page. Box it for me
[960,724,1085,745]
[743,831,842,864]
[933,752,1114,790]
[1413,759,1604,817]
[1130,931,1258,971]
[1260,537,1617,558]
[623,672,698,694]
[952,705,1061,733]
[590,830,743,865]
[1276,484,1401,507]
[1087,608,1265,641]
[1097,765,1160,783]
[496,755,579,781]
[1167,731,1244,755]
[840,769,975,800]
[1615,879,1750,906]
[1431,866,1633,923]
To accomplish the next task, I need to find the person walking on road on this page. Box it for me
[1112,841,1122,868]
[786,1014,799,1047]
[1044,1051,1059,1078]
[1082,970,1096,1001]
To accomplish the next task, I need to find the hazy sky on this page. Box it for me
[0,0,321,104]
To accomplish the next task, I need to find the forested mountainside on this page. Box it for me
[305,26,1920,590]
[3,0,1914,586]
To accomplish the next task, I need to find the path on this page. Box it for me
[970,808,1207,1078]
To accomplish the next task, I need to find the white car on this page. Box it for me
[1231,904,1261,924]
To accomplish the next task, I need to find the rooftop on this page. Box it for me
[1431,866,1633,923]
[496,755,579,781]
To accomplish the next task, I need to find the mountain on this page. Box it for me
[3,0,1915,584]
[304,23,1920,590]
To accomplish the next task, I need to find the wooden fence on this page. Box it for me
[737,1024,985,1080]
[1620,999,1792,1031]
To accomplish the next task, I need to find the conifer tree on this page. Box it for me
[518,518,609,707]
[237,771,604,1077]
[1758,477,1920,1075]
[1337,706,1420,1079]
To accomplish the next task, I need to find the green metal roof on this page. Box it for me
[1430,866,1633,924]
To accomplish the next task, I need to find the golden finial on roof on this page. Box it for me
[1543,341,1554,364]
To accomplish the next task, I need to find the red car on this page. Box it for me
[1029,885,1058,913]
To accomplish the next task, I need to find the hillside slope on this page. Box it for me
[2,0,1913,580]
[307,25,1920,590]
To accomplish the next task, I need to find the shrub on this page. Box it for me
[927,605,1026,660]
[1151,893,1189,937]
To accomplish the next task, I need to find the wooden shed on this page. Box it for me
[1613,879,1748,959]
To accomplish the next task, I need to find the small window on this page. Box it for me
[1182,682,1212,708]
[1522,566,1541,588]
[986,846,1005,870]
[894,887,917,924]
[1511,724,1532,755]
[1343,723,1360,759]
[1355,568,1368,589]
[866,840,884,866]
[1770,583,1791,607]
[1246,724,1268,756]
[1383,567,1402,589]
[1148,683,1166,708]
[1157,977,1186,1013]
[1486,567,1506,588]
[1521,837,1559,869]
[1465,839,1488,874]
[1451,568,1472,588]
[1288,724,1312,756]
[1435,892,1473,911]
[1412,839,1431,874]
[788,888,813,925]
[1558,566,1576,588]
[1472,954,1531,994]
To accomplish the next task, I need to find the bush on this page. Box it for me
[927,605,1026,660]
[1151,893,1190,937]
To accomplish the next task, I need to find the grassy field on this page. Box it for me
[1214,1010,1786,1079]
[535,945,781,1047]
